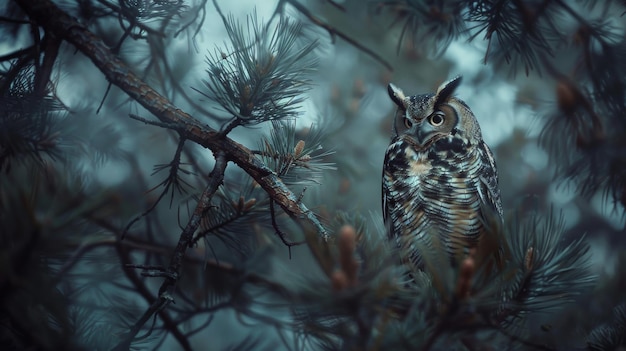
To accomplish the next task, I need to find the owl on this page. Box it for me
[382,76,502,268]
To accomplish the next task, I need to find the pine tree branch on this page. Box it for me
[14,0,329,241]
[115,241,192,351]
[80,218,193,351]
[34,34,60,97]
[114,151,227,350]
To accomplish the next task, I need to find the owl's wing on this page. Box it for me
[382,183,387,223]
[382,175,392,235]
[477,141,503,220]
[382,164,399,239]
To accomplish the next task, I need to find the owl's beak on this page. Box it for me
[415,122,435,146]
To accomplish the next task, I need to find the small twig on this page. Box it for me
[286,0,393,71]
[269,199,306,259]
[111,22,134,54]
[154,48,222,121]
[0,46,35,62]
[125,263,166,271]
[297,187,307,203]
[323,0,346,12]
[0,16,30,24]
[129,113,183,130]
[121,137,187,239]
[211,0,228,28]
[96,82,112,114]
[175,0,209,39]
[219,116,241,136]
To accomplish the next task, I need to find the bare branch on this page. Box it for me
[285,0,393,71]
[85,218,193,351]
[0,46,35,62]
[0,15,29,24]
[269,199,306,258]
[114,150,227,349]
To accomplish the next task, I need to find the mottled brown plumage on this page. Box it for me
[382,76,502,268]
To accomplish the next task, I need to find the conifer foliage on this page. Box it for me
[1,0,625,350]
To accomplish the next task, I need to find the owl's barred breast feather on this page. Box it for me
[382,77,502,267]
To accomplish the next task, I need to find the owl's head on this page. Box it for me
[387,76,482,148]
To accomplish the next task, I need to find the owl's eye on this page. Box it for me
[404,118,413,128]
[428,112,445,126]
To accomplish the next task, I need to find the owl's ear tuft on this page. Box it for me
[435,76,462,106]
[388,83,407,109]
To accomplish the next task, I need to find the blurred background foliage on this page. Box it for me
[1,0,626,350]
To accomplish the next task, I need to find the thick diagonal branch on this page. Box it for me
[14,0,328,240]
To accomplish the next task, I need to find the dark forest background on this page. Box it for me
[1,0,626,350]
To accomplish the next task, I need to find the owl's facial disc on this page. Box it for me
[414,104,458,146]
